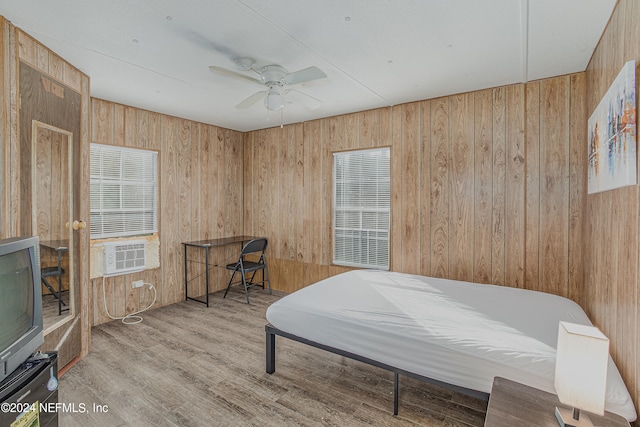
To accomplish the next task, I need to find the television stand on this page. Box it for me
[0,351,58,427]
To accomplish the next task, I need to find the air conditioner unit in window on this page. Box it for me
[103,240,146,277]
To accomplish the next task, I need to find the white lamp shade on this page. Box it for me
[554,321,609,416]
[265,92,285,111]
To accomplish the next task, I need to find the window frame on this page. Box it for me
[332,147,391,270]
[89,143,159,240]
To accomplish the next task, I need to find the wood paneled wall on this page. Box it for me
[89,99,244,326]
[584,0,640,415]
[244,77,586,301]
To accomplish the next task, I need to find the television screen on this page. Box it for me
[0,236,43,384]
[0,249,34,354]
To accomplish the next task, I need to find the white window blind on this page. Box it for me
[333,147,390,269]
[90,144,158,239]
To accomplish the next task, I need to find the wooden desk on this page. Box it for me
[182,236,260,307]
[484,377,630,427]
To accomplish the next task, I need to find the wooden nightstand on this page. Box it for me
[484,377,631,427]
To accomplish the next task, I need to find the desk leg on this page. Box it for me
[205,247,209,307]
[56,250,63,316]
[184,245,188,302]
[394,372,399,415]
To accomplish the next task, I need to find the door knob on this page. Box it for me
[66,220,87,230]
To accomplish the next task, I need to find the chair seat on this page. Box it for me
[42,266,65,277]
[226,261,265,273]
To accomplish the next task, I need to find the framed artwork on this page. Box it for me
[588,60,637,194]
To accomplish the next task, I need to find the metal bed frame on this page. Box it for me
[265,323,489,416]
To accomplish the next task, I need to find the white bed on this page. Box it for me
[265,270,637,422]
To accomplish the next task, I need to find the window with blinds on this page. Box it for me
[333,147,390,269]
[90,144,158,239]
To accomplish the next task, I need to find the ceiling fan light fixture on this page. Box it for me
[265,92,285,111]
[264,84,286,111]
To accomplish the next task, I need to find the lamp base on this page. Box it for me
[555,407,595,427]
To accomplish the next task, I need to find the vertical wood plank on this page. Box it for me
[205,124,222,290]
[281,125,296,260]
[449,93,474,281]
[492,87,506,286]
[525,82,541,292]
[160,116,179,306]
[218,129,231,284]
[267,128,280,263]
[473,89,493,284]
[293,124,305,266]
[144,111,163,312]
[319,119,332,269]
[243,131,254,237]
[401,102,421,275]
[111,230,125,315]
[113,103,125,146]
[539,77,570,297]
[305,120,328,284]
[568,74,587,304]
[430,97,449,278]
[190,124,201,261]
[62,62,82,93]
[390,106,403,270]
[35,43,48,73]
[505,84,525,289]
[344,113,358,150]
[232,130,244,235]
[190,124,208,297]
[92,99,113,144]
[359,109,377,148]
[48,53,63,83]
[17,31,36,65]
[419,101,432,277]
[302,124,312,285]
[138,110,149,149]
[124,106,137,147]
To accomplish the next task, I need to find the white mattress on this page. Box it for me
[266,270,637,422]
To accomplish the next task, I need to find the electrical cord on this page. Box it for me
[101,276,157,325]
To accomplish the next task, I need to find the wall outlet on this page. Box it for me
[132,280,144,289]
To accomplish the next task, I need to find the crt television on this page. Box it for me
[0,236,43,384]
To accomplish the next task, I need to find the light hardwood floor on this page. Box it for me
[59,288,487,426]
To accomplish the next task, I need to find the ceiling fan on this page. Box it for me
[209,57,327,112]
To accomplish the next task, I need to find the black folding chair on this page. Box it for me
[41,266,67,315]
[224,238,271,303]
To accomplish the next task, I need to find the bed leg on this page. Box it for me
[393,372,399,415]
[266,327,276,374]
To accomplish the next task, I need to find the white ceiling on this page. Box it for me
[0,0,616,132]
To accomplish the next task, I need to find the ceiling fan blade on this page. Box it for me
[286,89,322,110]
[282,66,327,85]
[236,91,267,109]
[183,30,237,57]
[209,66,261,84]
